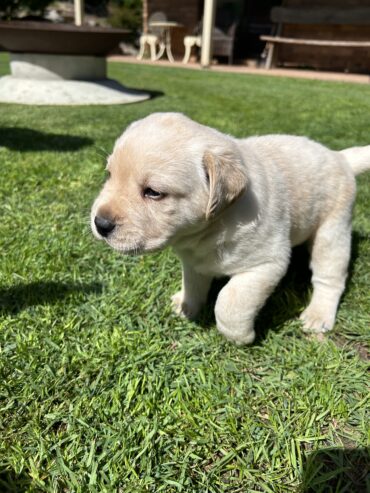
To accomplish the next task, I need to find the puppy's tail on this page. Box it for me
[340,146,370,176]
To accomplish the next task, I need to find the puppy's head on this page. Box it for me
[91,113,247,254]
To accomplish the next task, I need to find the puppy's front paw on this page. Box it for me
[171,291,200,320]
[300,305,335,334]
[216,317,256,345]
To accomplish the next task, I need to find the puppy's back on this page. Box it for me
[240,135,355,246]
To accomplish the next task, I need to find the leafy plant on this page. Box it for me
[107,0,142,32]
[0,0,53,19]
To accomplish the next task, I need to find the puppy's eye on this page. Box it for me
[143,187,165,200]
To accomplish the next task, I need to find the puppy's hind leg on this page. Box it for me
[300,212,353,333]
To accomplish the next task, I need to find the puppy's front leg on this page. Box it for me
[172,262,212,320]
[215,263,287,345]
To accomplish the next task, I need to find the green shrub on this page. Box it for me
[0,0,53,19]
[108,0,142,32]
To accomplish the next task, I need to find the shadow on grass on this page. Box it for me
[0,469,68,493]
[97,79,164,101]
[0,470,33,493]
[0,127,93,151]
[0,281,102,315]
[198,232,363,344]
[137,88,164,100]
[301,447,369,492]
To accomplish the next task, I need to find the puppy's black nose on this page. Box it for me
[94,215,115,237]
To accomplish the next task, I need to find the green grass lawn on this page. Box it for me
[0,53,369,492]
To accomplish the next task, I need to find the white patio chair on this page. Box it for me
[183,34,202,63]
[183,23,236,65]
[137,12,167,61]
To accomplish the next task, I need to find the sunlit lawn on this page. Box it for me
[0,53,369,492]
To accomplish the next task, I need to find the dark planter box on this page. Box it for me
[0,20,130,56]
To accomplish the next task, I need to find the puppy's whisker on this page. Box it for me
[93,145,110,160]
[76,218,91,225]
[74,217,91,227]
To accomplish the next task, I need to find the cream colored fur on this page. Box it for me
[91,112,370,344]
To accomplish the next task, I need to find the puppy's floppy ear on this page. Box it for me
[203,149,247,219]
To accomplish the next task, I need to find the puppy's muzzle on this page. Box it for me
[94,215,116,237]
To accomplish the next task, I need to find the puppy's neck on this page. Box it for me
[171,187,260,257]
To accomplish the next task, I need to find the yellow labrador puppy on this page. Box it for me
[91,113,369,344]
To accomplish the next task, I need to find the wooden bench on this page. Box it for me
[260,7,370,70]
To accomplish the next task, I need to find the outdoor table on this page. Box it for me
[149,21,182,63]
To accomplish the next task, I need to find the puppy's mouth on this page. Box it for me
[105,236,145,255]
[105,235,167,256]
